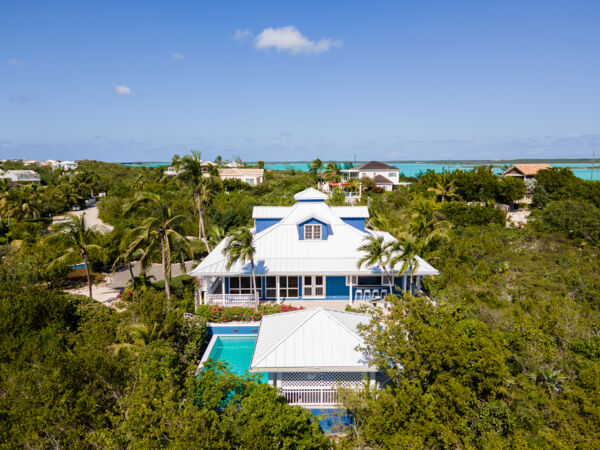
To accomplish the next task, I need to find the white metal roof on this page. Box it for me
[190,196,439,277]
[250,308,375,372]
[293,187,328,201]
[330,206,369,218]
[253,206,293,219]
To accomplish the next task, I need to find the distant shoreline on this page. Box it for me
[118,158,597,165]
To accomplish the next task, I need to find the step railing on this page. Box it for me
[205,292,259,307]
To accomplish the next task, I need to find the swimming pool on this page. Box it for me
[202,335,268,383]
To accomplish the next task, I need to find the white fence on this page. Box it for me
[205,292,259,307]
[282,388,339,406]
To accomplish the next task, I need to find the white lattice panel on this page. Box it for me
[280,372,366,388]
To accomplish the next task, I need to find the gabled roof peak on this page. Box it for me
[354,161,399,171]
[293,187,329,201]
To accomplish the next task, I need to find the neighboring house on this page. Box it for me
[249,308,377,407]
[23,160,39,166]
[501,163,551,193]
[59,161,78,171]
[40,159,60,169]
[191,187,438,307]
[225,160,243,168]
[163,166,181,176]
[341,161,401,191]
[218,168,264,185]
[501,163,550,180]
[0,170,41,185]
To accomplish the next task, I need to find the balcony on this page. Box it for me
[282,387,339,406]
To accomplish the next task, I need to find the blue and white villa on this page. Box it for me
[191,187,438,308]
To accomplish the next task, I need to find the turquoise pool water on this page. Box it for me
[208,336,267,383]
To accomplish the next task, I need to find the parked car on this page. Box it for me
[72,205,81,211]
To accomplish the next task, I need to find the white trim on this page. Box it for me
[302,275,326,299]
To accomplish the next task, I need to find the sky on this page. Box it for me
[1,0,600,162]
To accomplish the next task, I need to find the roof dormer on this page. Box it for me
[297,217,331,240]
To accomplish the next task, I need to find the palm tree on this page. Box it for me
[323,161,341,182]
[309,158,324,180]
[124,193,192,301]
[215,155,223,166]
[113,227,154,298]
[48,214,106,298]
[427,173,457,202]
[173,151,212,252]
[389,234,428,294]
[408,200,451,245]
[208,224,226,248]
[223,228,258,303]
[357,235,394,292]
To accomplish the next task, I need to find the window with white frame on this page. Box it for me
[389,172,396,177]
[265,276,298,298]
[303,276,325,297]
[229,276,262,294]
[304,224,322,240]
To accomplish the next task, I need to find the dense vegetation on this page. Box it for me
[1,158,599,447]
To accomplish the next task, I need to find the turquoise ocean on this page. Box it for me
[121,161,600,181]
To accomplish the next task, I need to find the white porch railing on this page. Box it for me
[205,292,259,307]
[282,387,339,406]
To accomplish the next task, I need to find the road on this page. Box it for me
[52,205,114,234]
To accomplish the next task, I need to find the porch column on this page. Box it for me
[348,277,353,306]
[276,276,281,304]
[402,275,407,292]
[222,276,226,302]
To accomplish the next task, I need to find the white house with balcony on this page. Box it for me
[0,170,41,185]
[190,187,438,308]
[250,307,376,407]
[218,167,264,185]
[341,161,402,191]
[59,160,78,171]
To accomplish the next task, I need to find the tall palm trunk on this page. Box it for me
[383,266,393,293]
[128,261,138,298]
[83,254,93,298]
[161,235,171,301]
[197,195,210,253]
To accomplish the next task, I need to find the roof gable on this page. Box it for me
[373,174,393,184]
[354,161,399,171]
[294,187,328,201]
[501,164,551,176]
[250,308,374,371]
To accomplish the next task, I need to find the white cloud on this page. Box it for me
[233,29,252,42]
[253,26,342,54]
[8,58,24,66]
[171,53,184,60]
[114,85,136,96]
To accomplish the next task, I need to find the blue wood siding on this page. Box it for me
[298,218,331,240]
[325,276,348,299]
[255,218,281,233]
[341,217,366,231]
[297,199,325,202]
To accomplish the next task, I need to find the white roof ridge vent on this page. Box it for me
[293,187,328,201]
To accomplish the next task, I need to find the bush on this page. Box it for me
[441,202,506,227]
[532,200,600,245]
[531,184,550,209]
[195,304,303,323]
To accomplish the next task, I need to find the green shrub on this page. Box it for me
[441,202,506,227]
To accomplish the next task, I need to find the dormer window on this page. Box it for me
[304,224,322,240]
